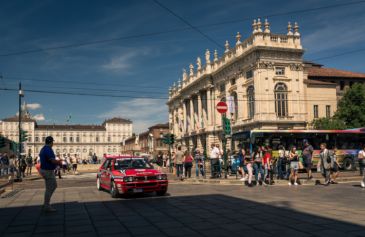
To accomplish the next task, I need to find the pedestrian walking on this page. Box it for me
[288,146,299,186]
[318,143,331,186]
[184,151,193,178]
[156,152,163,171]
[175,146,184,180]
[277,145,287,180]
[26,153,33,176]
[253,146,264,186]
[210,143,220,178]
[71,154,78,174]
[262,145,272,186]
[358,145,365,188]
[20,156,27,178]
[217,144,223,177]
[39,136,62,212]
[330,147,339,184]
[1,153,9,175]
[163,153,167,168]
[239,147,247,181]
[302,139,314,180]
[55,154,62,179]
[245,154,254,187]
[194,149,205,178]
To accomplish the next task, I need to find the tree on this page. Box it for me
[312,117,347,130]
[335,83,365,128]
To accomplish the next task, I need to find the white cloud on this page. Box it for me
[33,114,45,121]
[99,98,167,133]
[102,48,152,72]
[26,103,41,110]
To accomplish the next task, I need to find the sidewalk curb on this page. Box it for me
[169,177,361,186]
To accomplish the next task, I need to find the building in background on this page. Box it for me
[121,123,169,156]
[0,115,132,159]
[167,18,365,153]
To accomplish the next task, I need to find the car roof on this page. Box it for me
[104,155,144,159]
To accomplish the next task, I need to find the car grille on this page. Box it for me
[135,176,157,181]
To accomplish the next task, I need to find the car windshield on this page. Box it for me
[114,158,153,170]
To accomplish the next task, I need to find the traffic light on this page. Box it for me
[0,136,5,148]
[170,134,175,144]
[20,130,28,142]
[162,134,171,144]
[222,117,231,135]
[11,142,18,152]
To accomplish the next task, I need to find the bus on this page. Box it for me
[232,128,365,170]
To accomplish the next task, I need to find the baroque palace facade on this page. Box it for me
[167,18,365,152]
[0,116,132,159]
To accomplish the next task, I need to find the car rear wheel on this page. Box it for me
[96,177,102,191]
[110,181,119,198]
[156,190,167,196]
[343,158,353,171]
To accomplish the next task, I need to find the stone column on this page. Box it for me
[207,89,212,126]
[190,98,194,132]
[183,101,187,134]
[197,93,202,129]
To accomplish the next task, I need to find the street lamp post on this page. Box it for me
[17,82,24,181]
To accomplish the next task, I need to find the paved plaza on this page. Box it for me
[0,175,365,237]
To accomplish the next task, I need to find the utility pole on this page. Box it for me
[17,82,24,181]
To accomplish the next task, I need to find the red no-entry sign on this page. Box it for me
[216,101,228,114]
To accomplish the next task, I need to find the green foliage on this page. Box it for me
[312,118,347,130]
[0,136,5,148]
[335,83,365,128]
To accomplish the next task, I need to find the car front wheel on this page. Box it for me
[110,181,120,198]
[156,190,167,196]
[96,177,102,191]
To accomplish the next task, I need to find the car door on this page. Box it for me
[104,159,113,189]
[100,159,111,186]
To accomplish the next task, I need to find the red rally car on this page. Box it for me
[96,155,168,198]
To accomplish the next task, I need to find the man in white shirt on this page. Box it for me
[358,146,365,188]
[210,143,220,178]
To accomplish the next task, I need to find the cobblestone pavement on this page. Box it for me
[0,176,365,237]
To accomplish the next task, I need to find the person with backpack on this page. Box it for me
[26,153,33,176]
[318,143,332,186]
[184,151,193,178]
[194,149,205,178]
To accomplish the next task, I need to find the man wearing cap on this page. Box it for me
[39,136,62,212]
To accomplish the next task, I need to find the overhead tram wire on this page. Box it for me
[1,87,364,102]
[152,0,223,50]
[0,1,364,57]
[2,75,167,90]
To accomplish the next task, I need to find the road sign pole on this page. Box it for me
[222,114,228,179]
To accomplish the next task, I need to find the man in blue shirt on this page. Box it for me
[39,136,61,212]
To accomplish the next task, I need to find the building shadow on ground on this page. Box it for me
[0,193,365,237]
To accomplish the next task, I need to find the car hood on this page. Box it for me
[116,169,162,176]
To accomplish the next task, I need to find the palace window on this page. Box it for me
[326,105,331,118]
[76,136,80,142]
[275,67,285,76]
[42,137,45,142]
[246,70,253,79]
[247,86,255,119]
[230,78,236,85]
[314,105,319,118]
[35,136,39,142]
[275,83,288,117]
[340,81,345,91]
[69,137,73,142]
[219,83,225,93]
[96,136,99,142]
[63,137,67,142]
[107,137,111,142]
[28,137,32,142]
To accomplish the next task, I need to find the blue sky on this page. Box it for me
[0,0,364,132]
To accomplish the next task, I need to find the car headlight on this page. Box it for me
[123,176,134,182]
[157,174,167,180]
